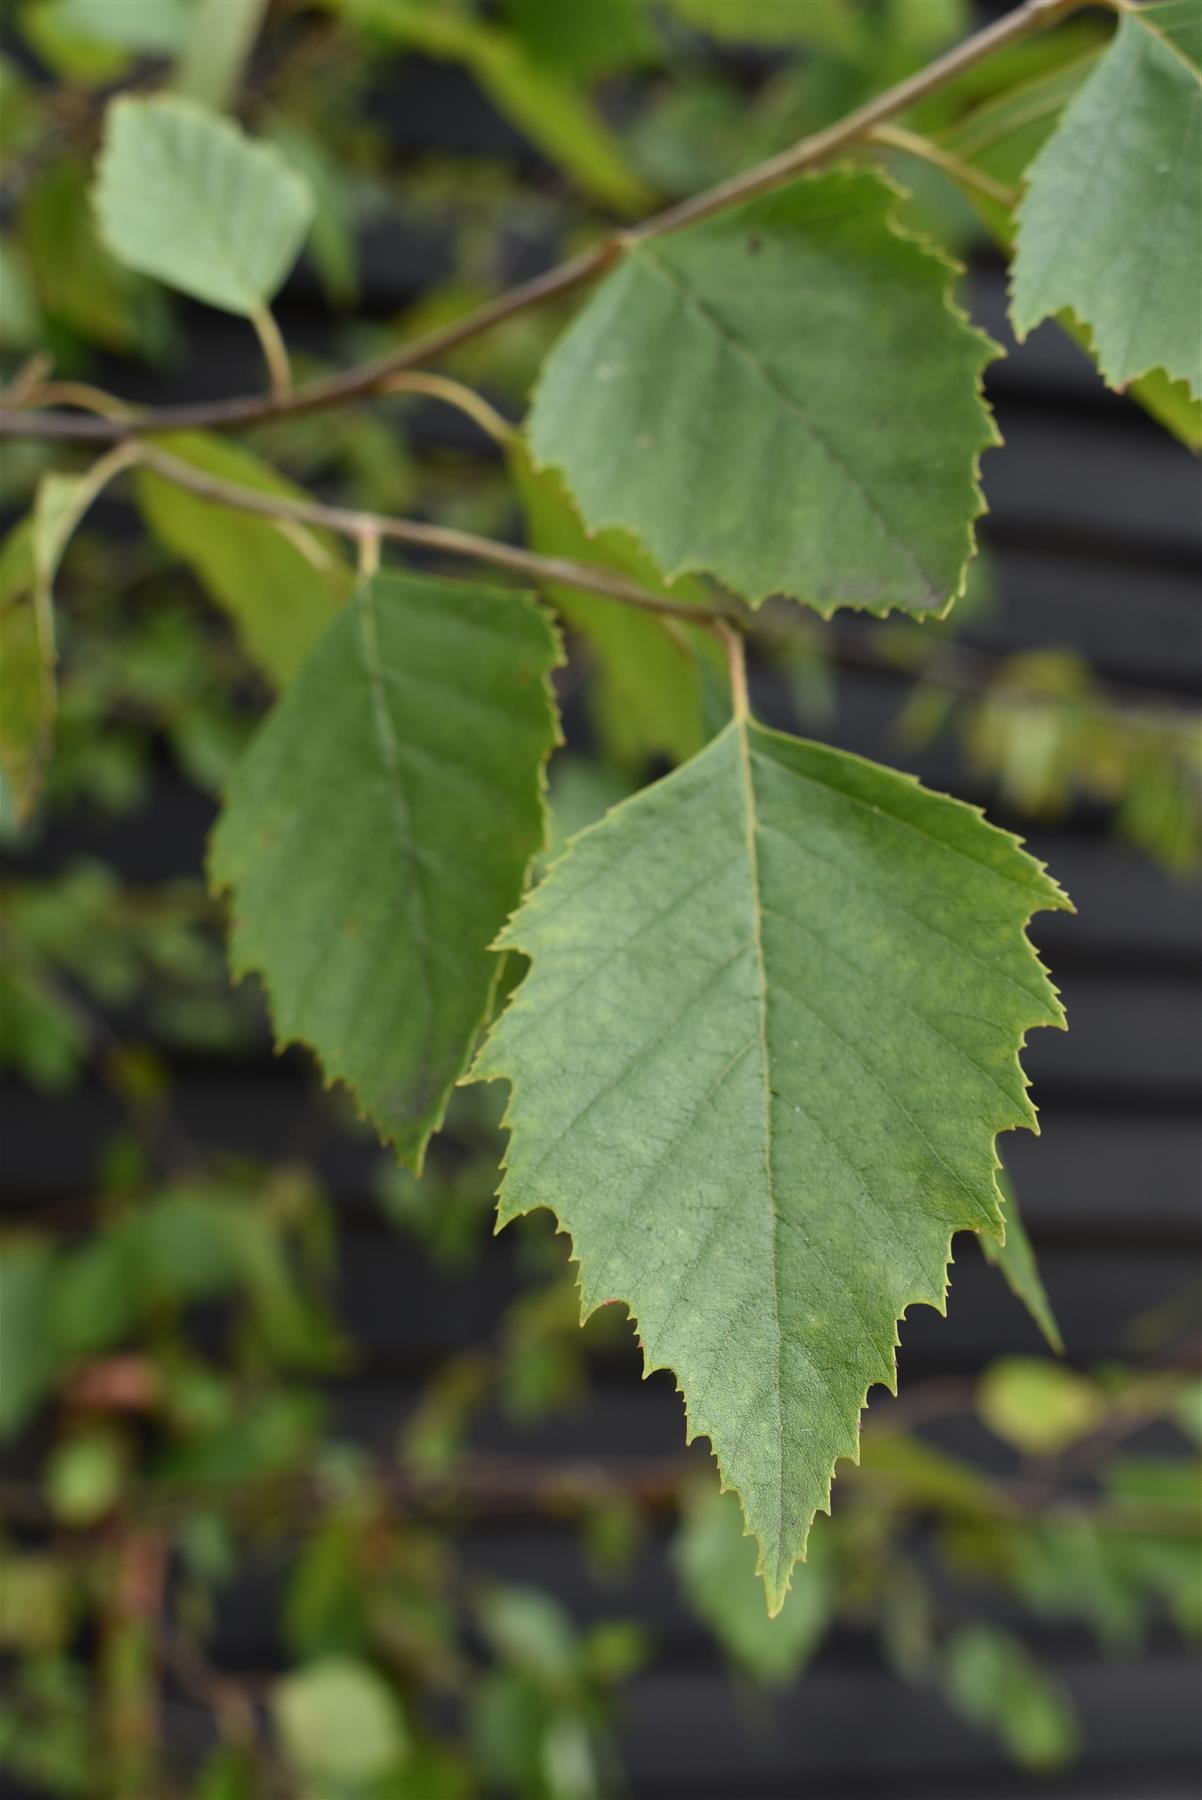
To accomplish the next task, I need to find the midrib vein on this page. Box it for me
[734,718,785,1581]
[637,244,940,602]
[355,585,435,1059]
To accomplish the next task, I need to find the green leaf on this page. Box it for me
[675,1484,834,1683]
[1010,6,1202,397]
[1,450,137,822]
[210,571,560,1166]
[0,1241,57,1440]
[528,171,998,616]
[343,0,652,215]
[942,1625,1076,1771]
[25,157,148,353]
[945,48,1202,449]
[473,711,1067,1609]
[175,0,270,111]
[665,0,863,53]
[272,1657,408,1784]
[22,0,187,80]
[504,0,659,79]
[978,1170,1062,1353]
[45,1429,126,1527]
[135,434,348,687]
[0,522,55,825]
[978,1357,1104,1457]
[93,94,313,315]
[512,447,719,768]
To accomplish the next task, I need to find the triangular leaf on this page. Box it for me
[527,169,998,617]
[135,433,348,687]
[1010,5,1202,397]
[93,94,313,315]
[210,571,560,1166]
[474,713,1068,1609]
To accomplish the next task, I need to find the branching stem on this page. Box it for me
[0,0,1104,447]
[130,444,734,627]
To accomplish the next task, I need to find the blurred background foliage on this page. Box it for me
[0,1,1200,1796]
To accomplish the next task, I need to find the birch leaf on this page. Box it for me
[475,713,1068,1609]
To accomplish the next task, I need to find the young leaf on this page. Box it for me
[135,433,348,687]
[210,572,560,1167]
[1010,5,1202,398]
[93,95,313,315]
[473,713,1068,1611]
[527,170,998,617]
[978,1170,1062,1354]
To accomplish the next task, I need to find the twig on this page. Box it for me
[0,0,1106,447]
[131,444,737,627]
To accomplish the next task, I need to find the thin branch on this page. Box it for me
[0,0,1103,447]
[131,444,735,627]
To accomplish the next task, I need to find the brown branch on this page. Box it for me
[0,0,1104,447]
[130,444,739,627]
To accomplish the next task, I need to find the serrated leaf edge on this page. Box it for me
[208,578,564,1172]
[525,163,1003,623]
[471,718,1069,1611]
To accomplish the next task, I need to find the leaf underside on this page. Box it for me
[474,716,1069,1610]
[210,571,560,1167]
[527,168,999,617]
[1010,5,1202,398]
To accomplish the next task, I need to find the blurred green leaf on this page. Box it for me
[175,0,270,110]
[343,0,653,214]
[478,1586,580,1695]
[665,0,863,53]
[942,1625,1076,1770]
[978,1358,1105,1457]
[0,519,55,823]
[0,1551,74,1652]
[45,1428,126,1525]
[135,433,348,686]
[505,0,658,78]
[272,1657,409,1784]
[0,1240,58,1438]
[978,1172,1062,1353]
[675,1484,834,1684]
[94,95,313,315]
